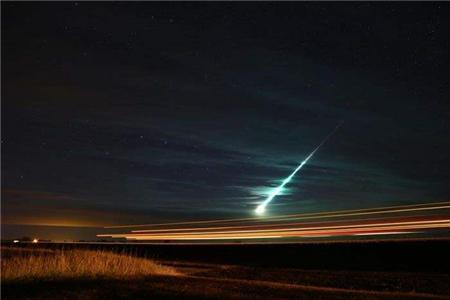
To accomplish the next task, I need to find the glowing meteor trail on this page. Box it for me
[255,123,342,215]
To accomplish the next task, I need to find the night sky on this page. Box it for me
[2,3,450,240]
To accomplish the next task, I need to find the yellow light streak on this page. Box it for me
[98,219,450,241]
[104,201,450,229]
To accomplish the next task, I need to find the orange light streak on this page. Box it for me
[98,219,450,241]
[104,201,450,229]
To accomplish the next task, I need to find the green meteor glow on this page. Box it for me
[255,123,342,215]
[255,149,317,215]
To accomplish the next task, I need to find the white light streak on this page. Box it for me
[255,123,342,215]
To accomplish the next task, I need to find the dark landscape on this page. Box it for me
[2,239,450,299]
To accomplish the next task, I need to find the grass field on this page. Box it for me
[1,247,178,281]
[2,244,450,299]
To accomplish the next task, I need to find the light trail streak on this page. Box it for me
[353,231,418,236]
[130,214,447,234]
[113,223,450,240]
[98,218,450,241]
[100,222,450,240]
[105,200,450,229]
[135,219,450,236]
[127,203,450,235]
[255,122,343,215]
[98,201,450,242]
[130,236,284,240]
[99,219,450,238]
[267,204,450,223]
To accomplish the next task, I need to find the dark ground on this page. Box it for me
[11,238,450,272]
[3,239,450,299]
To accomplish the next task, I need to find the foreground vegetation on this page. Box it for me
[1,247,178,281]
[2,246,449,299]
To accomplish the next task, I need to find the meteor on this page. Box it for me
[255,123,343,215]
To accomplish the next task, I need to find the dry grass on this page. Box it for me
[1,247,179,281]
